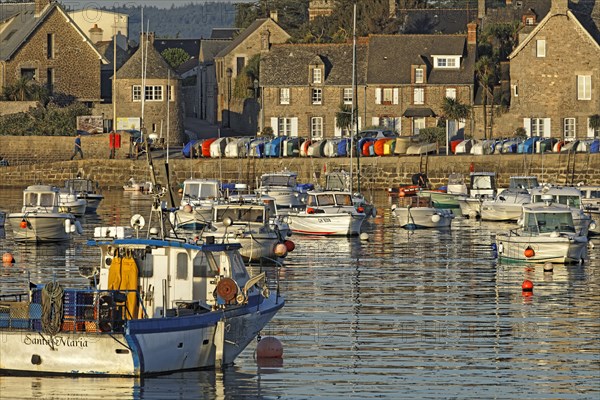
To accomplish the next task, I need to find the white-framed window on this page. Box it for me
[564,118,576,139]
[382,88,393,104]
[512,84,519,97]
[413,117,426,135]
[531,118,545,136]
[577,75,591,100]
[434,56,459,68]
[445,88,456,100]
[525,17,535,25]
[133,85,142,101]
[415,68,424,83]
[145,85,163,101]
[312,88,322,105]
[536,39,546,57]
[414,88,424,105]
[311,117,323,138]
[312,68,322,84]
[280,88,290,105]
[380,116,399,131]
[343,88,353,104]
[278,118,292,136]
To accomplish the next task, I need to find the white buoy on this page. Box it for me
[543,262,553,272]
[360,232,369,241]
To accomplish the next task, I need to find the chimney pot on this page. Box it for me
[467,22,477,45]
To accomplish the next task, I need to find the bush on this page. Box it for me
[417,127,445,144]
[0,102,90,136]
[514,127,527,139]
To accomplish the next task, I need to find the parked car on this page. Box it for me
[357,129,396,139]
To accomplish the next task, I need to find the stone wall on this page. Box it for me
[1,135,598,189]
[0,101,38,116]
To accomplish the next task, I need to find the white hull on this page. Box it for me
[257,188,305,208]
[457,197,483,217]
[496,233,587,264]
[392,207,453,229]
[480,203,523,221]
[6,213,74,242]
[0,299,282,376]
[204,232,280,261]
[288,212,365,235]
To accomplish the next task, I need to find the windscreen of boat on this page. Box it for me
[524,211,575,233]
[510,177,539,190]
[185,183,218,199]
[315,194,335,206]
[193,251,219,278]
[66,179,92,192]
[532,195,581,208]
[326,174,348,191]
[226,250,249,286]
[216,207,265,223]
[471,175,496,190]
[335,194,353,206]
[261,175,296,188]
[448,174,465,185]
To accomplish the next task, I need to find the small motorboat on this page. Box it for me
[266,136,286,157]
[536,137,558,153]
[287,190,366,236]
[325,170,377,218]
[455,139,474,154]
[123,177,152,193]
[57,191,87,217]
[391,196,454,229]
[256,170,308,209]
[480,188,531,221]
[530,186,594,236]
[283,137,305,157]
[6,185,82,242]
[393,136,413,155]
[324,138,343,157]
[457,172,497,218]
[307,140,326,157]
[172,179,223,230]
[248,137,269,157]
[63,178,104,213]
[560,140,579,153]
[495,202,588,264]
[470,139,495,155]
[300,139,313,157]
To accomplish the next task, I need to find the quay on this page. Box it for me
[1,136,598,190]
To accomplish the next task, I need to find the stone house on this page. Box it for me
[214,16,290,132]
[260,42,368,138]
[0,0,108,103]
[114,32,183,145]
[508,0,600,139]
[198,39,232,124]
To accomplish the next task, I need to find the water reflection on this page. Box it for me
[0,189,598,399]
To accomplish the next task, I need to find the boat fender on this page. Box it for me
[64,219,71,233]
[431,214,441,223]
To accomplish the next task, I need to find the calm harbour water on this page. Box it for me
[0,189,598,399]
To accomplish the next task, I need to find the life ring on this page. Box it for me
[216,278,238,303]
[96,294,115,332]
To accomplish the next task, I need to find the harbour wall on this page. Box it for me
[0,135,598,190]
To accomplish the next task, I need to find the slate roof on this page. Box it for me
[115,40,180,80]
[199,39,231,63]
[366,35,475,85]
[215,18,290,58]
[397,8,479,34]
[95,39,130,70]
[0,1,106,62]
[177,57,198,75]
[260,43,368,86]
[484,0,551,24]
[153,38,201,59]
[210,28,240,39]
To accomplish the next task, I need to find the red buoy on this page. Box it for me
[522,280,534,292]
[398,189,406,197]
[306,207,315,214]
[256,336,283,359]
[2,253,14,264]
[524,246,535,258]
[284,240,295,252]
[357,206,365,213]
[19,220,27,229]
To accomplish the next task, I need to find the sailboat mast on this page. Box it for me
[349,2,357,194]
[112,10,117,131]
[140,6,144,132]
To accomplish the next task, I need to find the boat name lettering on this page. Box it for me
[317,218,331,223]
[23,334,89,348]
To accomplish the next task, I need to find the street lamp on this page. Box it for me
[226,67,232,128]
[253,78,260,133]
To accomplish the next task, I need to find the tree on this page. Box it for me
[336,103,355,136]
[161,48,190,70]
[441,97,471,147]
[589,114,600,131]
[475,56,497,139]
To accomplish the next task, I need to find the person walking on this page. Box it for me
[70,133,83,160]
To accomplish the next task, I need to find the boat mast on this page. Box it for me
[112,10,117,132]
[349,2,357,194]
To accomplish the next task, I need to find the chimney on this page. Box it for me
[140,32,155,45]
[89,24,103,44]
[270,10,278,22]
[467,22,477,45]
[551,0,568,14]
[260,29,271,51]
[35,0,51,17]
[478,0,486,20]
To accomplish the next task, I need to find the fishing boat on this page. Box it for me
[256,171,309,209]
[457,172,497,218]
[172,179,223,230]
[287,190,366,236]
[6,185,82,242]
[529,186,594,236]
[57,191,87,217]
[122,177,152,193]
[64,177,104,213]
[391,196,454,229]
[417,173,467,211]
[203,202,287,262]
[325,171,377,218]
[495,202,588,264]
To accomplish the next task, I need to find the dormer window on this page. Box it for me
[415,68,424,84]
[312,68,322,84]
[433,56,460,69]
[525,17,534,25]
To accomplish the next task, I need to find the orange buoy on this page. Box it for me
[2,253,14,264]
[306,207,315,214]
[357,206,365,213]
[522,280,534,292]
[524,245,535,258]
[256,336,283,359]
[274,243,287,257]
[398,189,406,197]
[20,220,27,229]
[284,240,295,252]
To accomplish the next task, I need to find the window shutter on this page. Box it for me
[523,118,531,137]
[543,118,551,138]
[393,88,399,104]
[271,117,279,136]
[375,88,381,104]
[372,117,379,127]
[291,117,298,137]
[358,117,362,131]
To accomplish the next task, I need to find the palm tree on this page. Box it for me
[12,77,34,101]
[441,97,471,154]
[336,103,355,137]
[475,56,496,139]
[589,114,600,134]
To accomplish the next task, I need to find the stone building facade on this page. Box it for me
[0,0,107,102]
[214,17,290,132]
[114,33,184,145]
[508,0,600,139]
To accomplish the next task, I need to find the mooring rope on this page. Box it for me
[41,282,64,335]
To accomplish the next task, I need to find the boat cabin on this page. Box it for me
[180,179,222,207]
[64,178,100,195]
[21,185,60,212]
[522,204,576,234]
[447,173,468,195]
[307,191,353,207]
[325,172,351,191]
[469,172,496,197]
[260,172,298,189]
[577,186,600,213]
[213,204,269,225]
[530,187,582,209]
[509,176,539,191]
